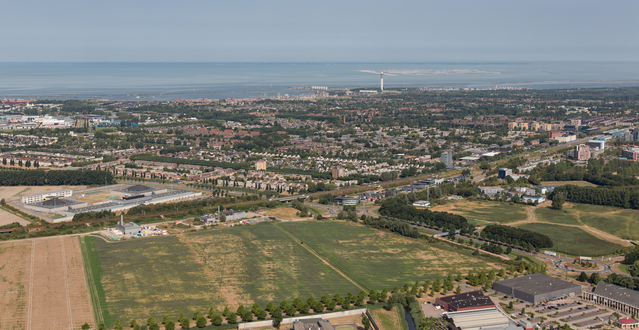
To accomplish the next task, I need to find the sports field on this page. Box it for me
[83,223,360,326]
[280,221,500,290]
[534,203,639,240]
[429,199,528,224]
[515,223,625,257]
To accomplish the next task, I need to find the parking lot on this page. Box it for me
[489,290,617,329]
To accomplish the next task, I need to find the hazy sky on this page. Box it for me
[2,0,637,62]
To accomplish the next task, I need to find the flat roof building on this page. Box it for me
[115,216,141,235]
[446,308,519,330]
[492,273,581,303]
[435,290,495,312]
[21,189,73,204]
[584,282,639,317]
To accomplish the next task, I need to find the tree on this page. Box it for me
[99,324,106,330]
[165,321,175,330]
[578,271,588,282]
[196,316,207,328]
[81,323,90,330]
[211,313,222,326]
[362,315,371,330]
[114,319,123,330]
[551,194,565,210]
[131,320,139,328]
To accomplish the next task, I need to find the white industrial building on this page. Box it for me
[21,189,73,204]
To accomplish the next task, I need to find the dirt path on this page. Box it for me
[273,223,369,292]
[506,201,551,226]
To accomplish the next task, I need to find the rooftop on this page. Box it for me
[438,290,495,310]
[594,282,639,308]
[494,273,581,296]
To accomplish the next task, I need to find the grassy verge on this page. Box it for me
[79,235,115,327]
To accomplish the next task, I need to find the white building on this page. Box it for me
[21,189,73,204]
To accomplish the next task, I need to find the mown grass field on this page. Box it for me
[429,199,528,224]
[86,235,222,326]
[83,222,360,327]
[515,223,624,257]
[534,204,582,225]
[280,221,501,291]
[181,223,359,306]
[534,203,639,240]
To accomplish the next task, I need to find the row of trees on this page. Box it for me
[0,169,114,186]
[111,266,522,330]
[378,195,469,231]
[481,224,553,249]
[554,185,639,209]
[362,216,420,238]
[1,158,41,168]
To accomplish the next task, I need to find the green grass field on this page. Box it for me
[182,223,360,305]
[83,222,360,327]
[280,221,499,290]
[576,205,639,240]
[515,223,625,257]
[534,205,581,225]
[430,200,528,224]
[87,235,222,327]
[534,203,639,240]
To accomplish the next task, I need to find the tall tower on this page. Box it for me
[380,71,384,92]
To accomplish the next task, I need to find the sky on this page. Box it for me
[1,0,638,62]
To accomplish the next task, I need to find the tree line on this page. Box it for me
[554,185,639,209]
[0,169,114,186]
[378,195,469,231]
[481,224,553,249]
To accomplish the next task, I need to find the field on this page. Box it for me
[515,223,625,257]
[534,203,639,240]
[84,223,360,325]
[0,237,94,330]
[533,204,581,225]
[0,208,30,226]
[429,199,528,224]
[0,185,87,201]
[369,306,407,330]
[264,207,313,220]
[76,192,121,203]
[539,181,598,187]
[280,221,501,290]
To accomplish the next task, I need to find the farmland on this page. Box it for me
[82,220,501,327]
[0,237,94,330]
[515,223,625,257]
[280,221,501,290]
[83,222,360,326]
[429,199,528,224]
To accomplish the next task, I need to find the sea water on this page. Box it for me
[0,62,638,101]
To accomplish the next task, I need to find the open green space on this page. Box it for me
[535,203,639,240]
[576,204,639,240]
[534,205,581,225]
[515,223,624,257]
[280,220,499,291]
[87,235,223,327]
[429,199,528,224]
[84,222,360,327]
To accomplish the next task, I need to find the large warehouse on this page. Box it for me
[492,273,581,303]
